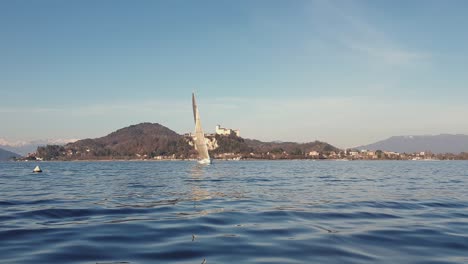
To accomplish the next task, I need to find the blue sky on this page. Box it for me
[1,0,468,147]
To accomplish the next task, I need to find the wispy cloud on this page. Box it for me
[198,96,468,147]
[0,99,188,116]
[0,107,61,114]
[2,96,468,148]
[309,0,430,65]
[346,41,430,65]
[0,138,78,147]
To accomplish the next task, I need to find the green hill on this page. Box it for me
[37,123,193,160]
[36,122,341,160]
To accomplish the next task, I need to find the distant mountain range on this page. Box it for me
[356,134,468,154]
[0,148,21,161]
[0,138,78,156]
[35,122,340,160]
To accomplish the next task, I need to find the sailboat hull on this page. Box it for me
[198,158,212,165]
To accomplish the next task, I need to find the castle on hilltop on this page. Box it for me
[184,124,240,138]
[184,125,240,152]
[215,125,240,137]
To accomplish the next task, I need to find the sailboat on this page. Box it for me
[192,93,212,164]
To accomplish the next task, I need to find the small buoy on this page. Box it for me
[33,165,42,173]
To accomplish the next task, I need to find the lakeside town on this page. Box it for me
[14,123,468,162]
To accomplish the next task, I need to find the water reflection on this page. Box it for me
[189,163,213,202]
[189,163,206,178]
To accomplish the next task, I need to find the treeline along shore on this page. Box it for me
[20,123,468,161]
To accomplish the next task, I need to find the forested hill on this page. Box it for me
[37,123,192,160]
[35,122,341,160]
[244,139,340,154]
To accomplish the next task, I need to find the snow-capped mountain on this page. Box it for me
[0,138,79,156]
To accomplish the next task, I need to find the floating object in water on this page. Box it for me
[33,165,42,173]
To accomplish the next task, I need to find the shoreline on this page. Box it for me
[10,158,460,162]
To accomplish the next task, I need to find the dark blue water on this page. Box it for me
[1,161,467,264]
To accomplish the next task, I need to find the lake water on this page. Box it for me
[1,160,467,264]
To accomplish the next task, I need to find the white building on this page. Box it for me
[215,125,240,137]
[308,151,319,157]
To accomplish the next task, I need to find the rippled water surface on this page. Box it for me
[1,160,468,263]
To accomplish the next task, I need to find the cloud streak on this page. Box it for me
[2,96,468,148]
[199,96,468,148]
[346,41,430,65]
[309,0,430,66]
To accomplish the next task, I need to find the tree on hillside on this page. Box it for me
[37,145,65,160]
[376,150,383,159]
[290,148,303,156]
[213,134,253,154]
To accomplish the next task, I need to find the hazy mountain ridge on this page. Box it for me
[0,138,78,156]
[356,134,468,154]
[0,148,21,160]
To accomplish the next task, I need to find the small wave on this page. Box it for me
[291,210,401,220]
[422,201,466,209]
[16,207,153,220]
[0,199,59,206]
[335,201,425,210]
[137,247,206,261]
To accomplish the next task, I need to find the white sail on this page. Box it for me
[192,93,211,164]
